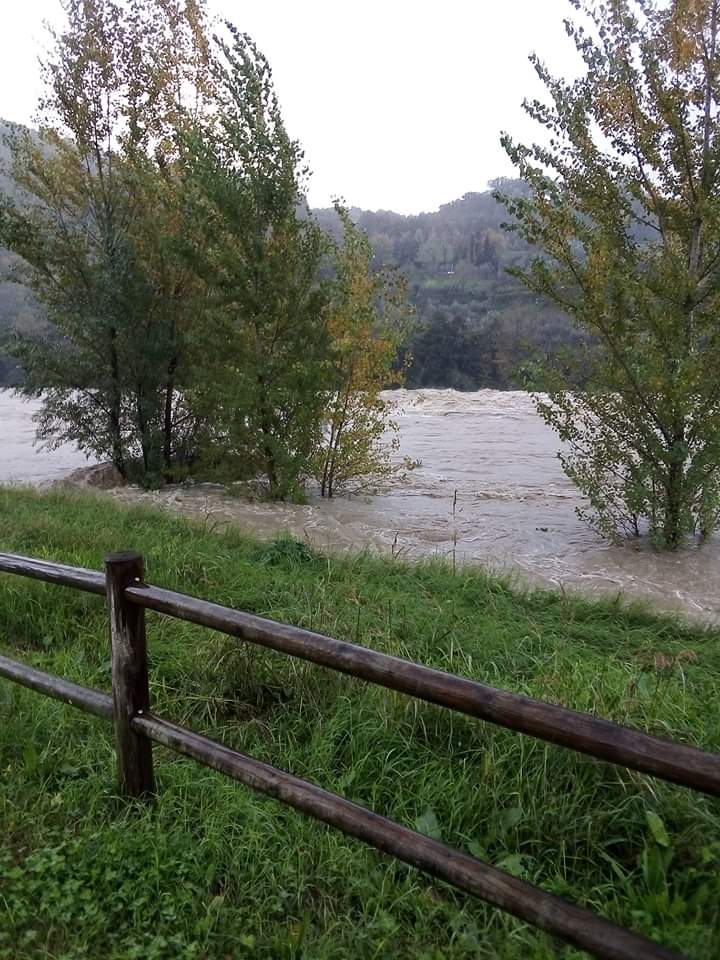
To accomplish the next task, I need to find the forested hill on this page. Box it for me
[0,120,47,385]
[0,121,573,389]
[314,184,576,390]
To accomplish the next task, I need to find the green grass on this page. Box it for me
[0,486,718,959]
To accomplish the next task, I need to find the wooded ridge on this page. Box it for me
[0,118,571,391]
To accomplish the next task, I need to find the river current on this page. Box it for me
[1,388,717,623]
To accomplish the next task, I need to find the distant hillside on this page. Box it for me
[314,185,576,390]
[0,120,47,385]
[0,119,16,196]
[0,121,573,389]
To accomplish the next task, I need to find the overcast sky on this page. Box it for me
[0,0,582,214]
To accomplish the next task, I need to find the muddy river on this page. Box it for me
[1,389,717,622]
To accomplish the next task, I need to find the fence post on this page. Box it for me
[105,551,155,798]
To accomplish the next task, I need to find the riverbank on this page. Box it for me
[5,388,720,623]
[0,487,718,958]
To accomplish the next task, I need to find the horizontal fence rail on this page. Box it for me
[133,712,683,960]
[0,551,106,595]
[125,583,720,796]
[0,653,682,960]
[1,548,716,959]
[2,552,717,796]
[0,652,113,718]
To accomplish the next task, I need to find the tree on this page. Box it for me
[499,0,720,547]
[314,205,413,498]
[180,25,330,500]
[0,0,212,482]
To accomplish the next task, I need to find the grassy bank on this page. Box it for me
[0,487,718,959]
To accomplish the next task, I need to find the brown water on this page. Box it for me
[0,392,95,483]
[2,388,717,622]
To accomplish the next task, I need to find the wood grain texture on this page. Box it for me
[125,583,720,796]
[0,551,105,594]
[134,711,685,960]
[105,552,155,798]
[0,653,112,717]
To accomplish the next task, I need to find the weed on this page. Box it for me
[0,487,718,958]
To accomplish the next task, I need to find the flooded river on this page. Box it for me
[1,389,717,622]
[0,391,95,483]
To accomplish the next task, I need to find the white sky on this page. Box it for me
[0,0,582,214]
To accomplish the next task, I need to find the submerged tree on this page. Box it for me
[0,0,212,481]
[315,205,412,497]
[181,26,330,500]
[500,0,720,547]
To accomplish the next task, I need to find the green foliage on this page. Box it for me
[0,488,719,957]
[179,26,331,500]
[258,535,319,566]
[500,0,720,547]
[1,162,576,394]
[1,12,420,503]
[0,1,213,482]
[313,188,579,392]
[314,205,414,497]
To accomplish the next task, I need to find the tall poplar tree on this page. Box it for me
[0,0,212,481]
[501,0,720,547]
[181,26,330,500]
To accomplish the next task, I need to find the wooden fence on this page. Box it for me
[1,548,718,960]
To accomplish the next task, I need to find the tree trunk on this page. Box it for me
[320,420,337,498]
[257,391,278,496]
[263,436,278,497]
[163,308,179,472]
[136,391,151,475]
[163,360,177,473]
[322,385,352,499]
[664,461,684,549]
[251,310,280,497]
[108,326,125,476]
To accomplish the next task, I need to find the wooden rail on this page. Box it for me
[125,582,720,796]
[0,549,716,960]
